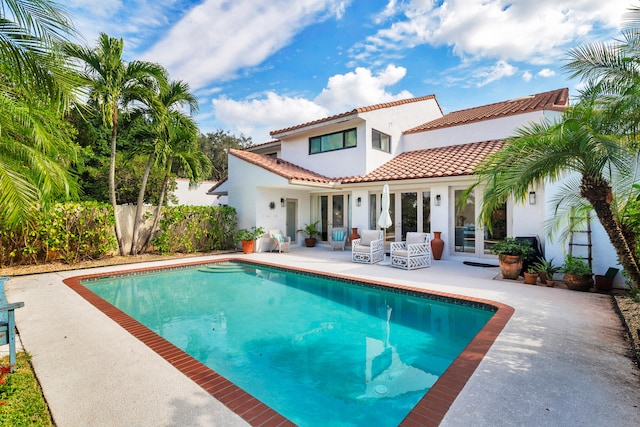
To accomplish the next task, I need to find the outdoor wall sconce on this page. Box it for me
[435,194,441,206]
[529,191,536,205]
[356,197,362,207]
[280,198,285,207]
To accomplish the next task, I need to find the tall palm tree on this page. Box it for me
[0,0,80,225]
[471,103,640,290]
[126,76,200,255]
[63,34,165,255]
[140,117,211,254]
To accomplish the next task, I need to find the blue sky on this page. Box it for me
[65,0,632,143]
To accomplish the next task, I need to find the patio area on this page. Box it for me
[4,246,640,426]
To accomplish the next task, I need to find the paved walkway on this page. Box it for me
[4,248,640,426]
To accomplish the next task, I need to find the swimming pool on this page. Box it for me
[66,259,513,426]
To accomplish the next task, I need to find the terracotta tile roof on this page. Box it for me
[405,88,569,134]
[228,149,333,184]
[340,140,505,183]
[270,95,438,137]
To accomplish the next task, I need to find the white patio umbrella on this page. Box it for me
[378,184,392,262]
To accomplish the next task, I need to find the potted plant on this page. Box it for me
[562,254,593,291]
[236,226,265,254]
[523,266,538,285]
[491,237,534,280]
[531,257,560,285]
[298,221,320,247]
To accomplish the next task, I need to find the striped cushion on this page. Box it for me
[332,230,345,241]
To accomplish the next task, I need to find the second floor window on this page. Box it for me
[309,128,357,154]
[372,129,391,153]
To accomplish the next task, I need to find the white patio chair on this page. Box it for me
[329,227,348,251]
[390,232,432,270]
[269,229,291,253]
[352,230,384,264]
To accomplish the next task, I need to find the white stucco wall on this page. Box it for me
[171,179,225,206]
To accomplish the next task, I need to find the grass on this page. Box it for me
[0,352,53,426]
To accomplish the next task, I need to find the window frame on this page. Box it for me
[372,129,391,153]
[309,128,357,154]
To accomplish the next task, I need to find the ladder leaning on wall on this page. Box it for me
[568,213,593,270]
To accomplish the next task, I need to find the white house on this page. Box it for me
[212,88,624,286]
[172,178,227,206]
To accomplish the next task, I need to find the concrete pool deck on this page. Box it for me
[4,247,640,426]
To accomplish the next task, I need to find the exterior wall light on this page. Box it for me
[529,191,536,205]
[435,194,441,206]
[280,198,286,207]
[356,197,362,207]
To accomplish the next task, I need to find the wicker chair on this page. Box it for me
[390,232,431,270]
[269,229,291,253]
[329,227,348,251]
[351,230,384,264]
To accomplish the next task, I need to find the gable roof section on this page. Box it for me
[228,148,333,184]
[340,140,504,183]
[405,88,569,134]
[270,95,439,137]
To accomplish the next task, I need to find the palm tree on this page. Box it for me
[471,103,640,290]
[126,76,201,255]
[140,117,211,254]
[63,34,165,255]
[0,0,80,225]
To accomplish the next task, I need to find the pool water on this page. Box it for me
[84,262,494,426]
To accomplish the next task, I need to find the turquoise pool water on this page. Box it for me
[84,262,493,426]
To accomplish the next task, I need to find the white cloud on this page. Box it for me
[212,64,413,142]
[314,64,412,111]
[475,60,517,87]
[538,68,556,77]
[140,0,346,89]
[355,0,629,65]
[522,70,533,82]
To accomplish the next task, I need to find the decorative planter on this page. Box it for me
[498,254,523,280]
[523,272,538,285]
[431,231,444,260]
[349,228,360,244]
[538,272,548,285]
[241,240,254,254]
[564,274,594,291]
[594,275,614,292]
[304,238,317,247]
[546,280,555,287]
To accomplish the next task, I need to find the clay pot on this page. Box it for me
[564,274,594,292]
[546,280,555,287]
[431,231,444,260]
[241,240,255,254]
[304,238,317,247]
[523,272,538,285]
[498,254,523,280]
[594,275,614,292]
[349,227,360,244]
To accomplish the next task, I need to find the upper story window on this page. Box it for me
[372,129,391,153]
[309,128,357,154]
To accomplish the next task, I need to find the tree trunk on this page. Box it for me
[130,151,155,255]
[582,175,640,290]
[109,116,125,256]
[140,160,172,254]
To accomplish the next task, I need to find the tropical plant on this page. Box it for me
[297,221,321,239]
[531,257,561,279]
[562,254,593,276]
[0,0,80,225]
[196,130,252,180]
[236,226,265,242]
[490,237,534,258]
[63,33,166,255]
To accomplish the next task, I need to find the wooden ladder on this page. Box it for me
[568,214,593,270]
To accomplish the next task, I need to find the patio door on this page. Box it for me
[313,194,350,242]
[286,199,297,243]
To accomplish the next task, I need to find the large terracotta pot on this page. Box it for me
[304,238,317,247]
[241,240,254,254]
[349,227,360,244]
[523,272,538,285]
[564,274,593,291]
[498,254,523,280]
[431,231,444,260]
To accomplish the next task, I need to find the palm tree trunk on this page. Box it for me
[109,119,125,256]
[130,151,155,255]
[582,175,640,289]
[140,162,171,254]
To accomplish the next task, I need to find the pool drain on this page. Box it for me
[374,385,388,395]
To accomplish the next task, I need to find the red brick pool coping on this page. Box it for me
[63,258,514,427]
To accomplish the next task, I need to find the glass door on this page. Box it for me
[454,189,475,254]
[313,193,349,242]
